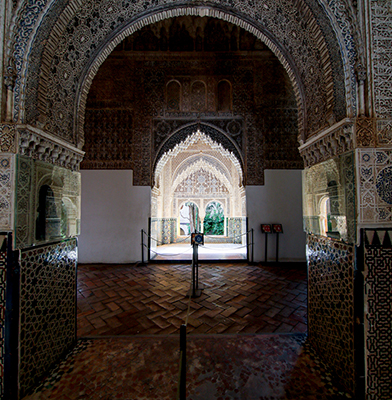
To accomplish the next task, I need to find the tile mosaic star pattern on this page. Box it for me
[357,148,392,224]
[22,334,352,400]
[19,240,77,397]
[77,263,307,337]
[0,155,14,231]
[307,234,355,394]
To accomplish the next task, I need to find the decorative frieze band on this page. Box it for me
[300,118,392,167]
[17,125,85,171]
[1,124,85,171]
[299,119,354,167]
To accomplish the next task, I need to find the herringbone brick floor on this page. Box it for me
[77,263,307,337]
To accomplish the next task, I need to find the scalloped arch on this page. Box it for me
[173,152,232,186]
[171,157,233,194]
[153,124,244,186]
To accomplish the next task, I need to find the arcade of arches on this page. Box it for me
[151,128,247,251]
[0,1,391,399]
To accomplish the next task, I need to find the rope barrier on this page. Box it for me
[146,244,193,257]
[142,226,255,265]
[203,229,251,240]
[142,230,191,245]
[200,244,249,251]
[174,235,192,244]
[144,228,251,243]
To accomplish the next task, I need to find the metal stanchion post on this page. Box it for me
[265,233,268,263]
[251,228,254,264]
[188,234,202,298]
[179,324,186,400]
[246,218,249,263]
[140,229,146,266]
[148,218,151,262]
[192,243,196,297]
[246,229,249,263]
[195,242,199,290]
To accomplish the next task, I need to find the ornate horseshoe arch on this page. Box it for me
[73,6,307,147]
[153,122,244,187]
[18,0,352,150]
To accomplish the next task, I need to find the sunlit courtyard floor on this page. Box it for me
[150,242,248,260]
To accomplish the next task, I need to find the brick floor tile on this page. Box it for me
[236,307,253,318]
[77,263,307,337]
[265,307,281,318]
[90,317,106,329]
[206,323,229,334]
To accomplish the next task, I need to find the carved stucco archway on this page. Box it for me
[12,0,354,148]
[153,123,244,186]
[72,6,309,147]
[152,127,246,230]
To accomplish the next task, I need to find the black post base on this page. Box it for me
[187,289,203,298]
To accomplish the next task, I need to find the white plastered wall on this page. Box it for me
[79,169,304,263]
[78,170,151,263]
[246,170,306,262]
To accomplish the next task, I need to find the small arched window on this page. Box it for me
[217,80,232,112]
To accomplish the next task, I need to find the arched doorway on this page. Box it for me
[5,0,370,397]
[150,128,247,260]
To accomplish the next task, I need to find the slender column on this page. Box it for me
[356,64,367,117]
[4,63,16,122]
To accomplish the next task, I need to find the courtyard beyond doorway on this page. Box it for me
[150,242,247,261]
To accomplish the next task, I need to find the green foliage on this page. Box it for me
[203,202,224,235]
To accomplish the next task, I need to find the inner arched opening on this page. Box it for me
[150,128,247,260]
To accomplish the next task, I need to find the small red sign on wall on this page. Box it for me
[261,224,272,233]
[272,224,283,233]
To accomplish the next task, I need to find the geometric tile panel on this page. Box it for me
[363,229,392,400]
[161,218,176,244]
[0,236,6,400]
[19,239,77,397]
[14,156,33,250]
[307,234,356,395]
[150,218,177,245]
[357,148,392,224]
[0,155,14,231]
[371,2,392,119]
[228,217,243,244]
